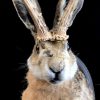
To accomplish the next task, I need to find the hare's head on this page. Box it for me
[13,0,84,84]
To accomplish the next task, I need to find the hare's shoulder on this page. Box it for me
[71,70,94,100]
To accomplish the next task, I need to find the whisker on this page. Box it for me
[14,63,28,71]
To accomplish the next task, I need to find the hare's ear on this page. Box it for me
[51,0,84,40]
[12,0,34,30]
[67,0,84,27]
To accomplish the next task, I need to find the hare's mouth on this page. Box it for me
[48,67,64,84]
[49,78,62,84]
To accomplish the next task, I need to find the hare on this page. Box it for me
[13,0,95,100]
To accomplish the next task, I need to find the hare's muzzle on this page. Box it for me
[49,67,64,84]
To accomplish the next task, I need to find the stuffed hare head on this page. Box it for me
[28,40,78,84]
[13,0,84,84]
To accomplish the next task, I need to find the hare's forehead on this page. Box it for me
[38,41,68,49]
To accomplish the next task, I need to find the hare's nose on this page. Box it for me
[49,67,63,74]
[49,67,64,84]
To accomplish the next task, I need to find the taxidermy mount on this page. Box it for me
[13,0,95,100]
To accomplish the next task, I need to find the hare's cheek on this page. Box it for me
[60,67,71,81]
[33,68,41,79]
[39,66,54,81]
[60,62,78,81]
[46,70,55,80]
[31,66,54,81]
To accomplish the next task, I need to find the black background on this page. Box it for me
[1,0,100,100]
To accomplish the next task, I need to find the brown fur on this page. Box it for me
[22,70,94,100]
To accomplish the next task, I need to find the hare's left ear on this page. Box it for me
[51,0,84,40]
[12,0,34,30]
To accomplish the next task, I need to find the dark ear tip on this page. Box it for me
[41,42,46,49]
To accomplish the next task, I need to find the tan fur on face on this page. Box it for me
[27,41,77,82]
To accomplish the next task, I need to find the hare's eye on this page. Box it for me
[36,45,39,54]
[41,42,45,49]
[44,50,53,57]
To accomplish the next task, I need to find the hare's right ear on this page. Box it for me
[12,0,34,30]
